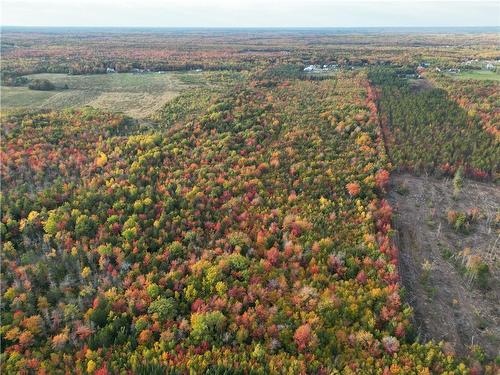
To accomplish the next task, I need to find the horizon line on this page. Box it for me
[2,25,499,29]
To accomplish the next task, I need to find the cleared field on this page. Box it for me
[0,72,205,118]
[1,86,58,107]
[447,70,500,81]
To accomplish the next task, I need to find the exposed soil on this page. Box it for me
[408,77,434,92]
[388,173,499,359]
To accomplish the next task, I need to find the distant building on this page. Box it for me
[304,64,331,73]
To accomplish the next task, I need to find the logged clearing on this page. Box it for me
[388,174,499,359]
[1,72,203,117]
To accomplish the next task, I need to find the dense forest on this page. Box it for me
[1,29,499,374]
[368,68,499,179]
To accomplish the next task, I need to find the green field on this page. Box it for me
[1,72,208,118]
[447,70,500,81]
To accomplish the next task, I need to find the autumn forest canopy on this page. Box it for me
[0,28,499,374]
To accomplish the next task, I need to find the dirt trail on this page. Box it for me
[388,173,499,359]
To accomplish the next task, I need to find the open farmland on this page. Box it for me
[1,72,208,117]
[446,70,500,82]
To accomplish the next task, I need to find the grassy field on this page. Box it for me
[447,70,500,82]
[1,72,208,118]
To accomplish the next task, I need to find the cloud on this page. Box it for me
[2,0,499,27]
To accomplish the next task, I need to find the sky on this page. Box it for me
[2,0,500,28]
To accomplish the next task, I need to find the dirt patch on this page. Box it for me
[408,77,434,92]
[388,173,499,360]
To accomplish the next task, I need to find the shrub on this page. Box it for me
[28,79,56,91]
[453,166,464,197]
[465,254,491,289]
[447,209,480,233]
